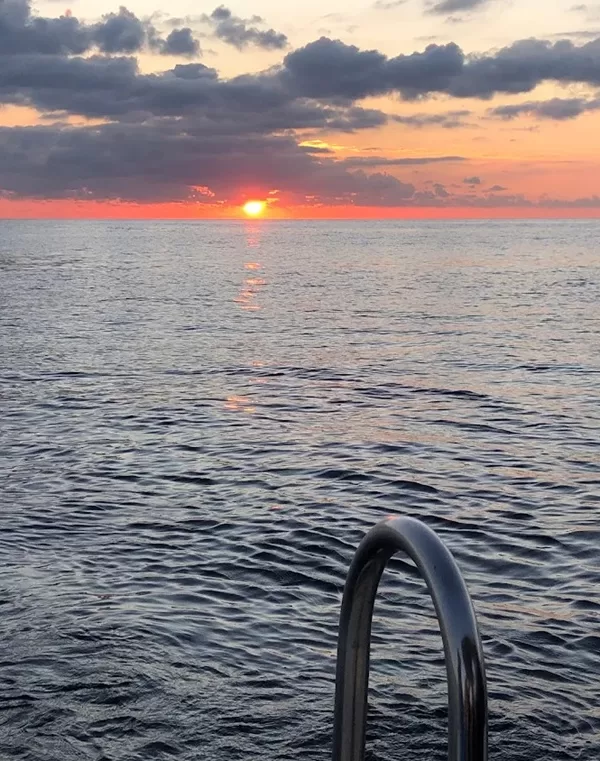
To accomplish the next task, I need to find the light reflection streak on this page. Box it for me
[244,220,262,250]
[227,222,270,412]
[234,223,267,311]
[224,395,256,414]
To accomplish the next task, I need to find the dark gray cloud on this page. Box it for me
[470,193,532,207]
[281,35,600,100]
[0,120,419,206]
[0,10,400,207]
[489,96,600,120]
[91,7,146,54]
[0,122,306,201]
[539,194,600,207]
[450,37,600,97]
[0,49,390,130]
[341,171,415,205]
[0,123,305,201]
[1,3,599,208]
[201,6,287,50]
[392,109,472,128]
[281,37,465,100]
[5,3,600,105]
[463,176,481,184]
[4,14,600,121]
[160,28,200,57]
[427,0,492,15]
[0,0,201,57]
[1,117,593,209]
[0,0,89,55]
[339,155,466,167]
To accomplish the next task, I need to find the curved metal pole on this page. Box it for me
[332,516,488,761]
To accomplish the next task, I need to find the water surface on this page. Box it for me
[1,219,599,760]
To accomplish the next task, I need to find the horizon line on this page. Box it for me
[1,212,599,221]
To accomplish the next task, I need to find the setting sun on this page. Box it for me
[243,200,266,217]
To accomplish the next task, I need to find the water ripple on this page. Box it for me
[1,219,599,760]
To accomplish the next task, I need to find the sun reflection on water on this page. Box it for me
[234,225,267,311]
[224,395,256,414]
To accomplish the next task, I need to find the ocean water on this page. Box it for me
[1,219,599,761]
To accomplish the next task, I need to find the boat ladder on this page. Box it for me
[332,516,488,761]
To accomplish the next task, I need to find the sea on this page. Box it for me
[1,219,599,761]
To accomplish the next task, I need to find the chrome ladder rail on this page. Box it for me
[332,516,488,761]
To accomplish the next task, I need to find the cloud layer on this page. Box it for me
[1,0,599,208]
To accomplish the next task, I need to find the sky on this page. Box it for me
[1,0,600,218]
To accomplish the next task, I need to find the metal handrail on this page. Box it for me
[332,516,488,761]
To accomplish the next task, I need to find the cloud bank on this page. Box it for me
[1,0,599,208]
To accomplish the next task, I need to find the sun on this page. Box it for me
[243,200,266,217]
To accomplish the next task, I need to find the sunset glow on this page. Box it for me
[243,201,266,218]
[0,0,599,218]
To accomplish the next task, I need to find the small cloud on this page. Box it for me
[539,194,600,208]
[373,0,406,9]
[393,110,472,129]
[488,185,507,191]
[569,2,600,17]
[489,97,600,121]
[160,28,200,57]
[548,29,600,39]
[428,0,493,15]
[340,155,467,168]
[92,7,147,53]
[202,5,288,50]
[320,12,349,22]
[463,176,481,184]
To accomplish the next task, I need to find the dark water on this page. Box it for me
[1,219,599,761]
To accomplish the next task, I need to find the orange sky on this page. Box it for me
[2,1,600,218]
[2,199,599,220]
